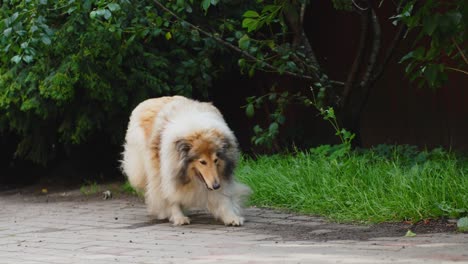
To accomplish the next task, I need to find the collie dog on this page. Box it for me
[121,96,251,226]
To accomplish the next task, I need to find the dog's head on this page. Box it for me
[174,130,238,190]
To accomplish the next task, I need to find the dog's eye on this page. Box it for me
[199,160,207,165]
[214,158,218,164]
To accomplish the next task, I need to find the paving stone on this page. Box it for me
[1,192,467,264]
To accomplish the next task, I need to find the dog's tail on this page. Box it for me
[121,146,147,191]
[229,181,252,207]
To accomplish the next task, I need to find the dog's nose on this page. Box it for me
[212,182,220,190]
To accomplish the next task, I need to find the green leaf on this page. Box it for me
[253,137,263,145]
[438,11,462,36]
[238,35,250,50]
[165,31,172,40]
[8,12,19,25]
[238,58,246,68]
[399,52,413,63]
[103,9,112,20]
[277,115,285,124]
[67,6,77,14]
[41,35,51,45]
[248,66,255,77]
[30,25,39,33]
[423,15,438,36]
[269,122,279,133]
[3,27,12,37]
[242,18,259,32]
[286,61,297,70]
[246,104,255,118]
[253,125,263,134]
[405,230,416,237]
[96,9,106,17]
[89,11,97,19]
[266,40,275,49]
[424,64,439,88]
[107,3,121,12]
[201,0,211,11]
[23,55,33,63]
[11,55,22,64]
[243,10,260,18]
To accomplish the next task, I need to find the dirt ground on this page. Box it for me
[0,181,459,242]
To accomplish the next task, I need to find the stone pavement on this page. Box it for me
[0,190,467,264]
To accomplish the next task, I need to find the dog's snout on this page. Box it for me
[212,182,220,190]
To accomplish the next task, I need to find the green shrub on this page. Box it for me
[0,1,227,164]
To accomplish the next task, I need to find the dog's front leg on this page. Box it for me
[208,193,244,226]
[169,203,190,226]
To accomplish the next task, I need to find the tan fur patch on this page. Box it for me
[138,96,176,138]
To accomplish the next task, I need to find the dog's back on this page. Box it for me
[121,96,181,190]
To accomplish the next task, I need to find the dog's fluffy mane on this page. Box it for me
[155,97,239,196]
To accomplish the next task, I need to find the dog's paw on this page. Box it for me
[171,216,191,226]
[223,215,244,226]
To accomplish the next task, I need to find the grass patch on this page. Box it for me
[236,145,468,223]
[121,180,143,197]
[79,181,143,198]
[80,181,101,195]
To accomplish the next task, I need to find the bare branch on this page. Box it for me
[342,9,370,106]
[369,20,405,85]
[352,0,369,11]
[446,67,468,75]
[368,1,407,85]
[359,9,381,88]
[330,80,346,86]
[345,6,382,137]
[300,3,306,25]
[282,3,320,71]
[452,38,468,65]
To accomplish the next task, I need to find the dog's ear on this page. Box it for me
[175,160,191,186]
[174,139,192,186]
[218,138,238,181]
[175,139,192,157]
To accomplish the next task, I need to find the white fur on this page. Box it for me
[121,96,251,226]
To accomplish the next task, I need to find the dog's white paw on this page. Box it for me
[223,215,244,226]
[171,216,191,226]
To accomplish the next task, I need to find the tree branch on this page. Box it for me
[283,2,320,70]
[452,37,468,65]
[368,19,405,85]
[341,7,381,139]
[152,0,324,82]
[359,9,381,88]
[342,8,370,106]
[352,0,369,11]
[446,67,468,75]
[300,3,306,25]
[364,1,408,86]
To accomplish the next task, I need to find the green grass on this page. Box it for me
[236,146,468,223]
[79,180,144,198]
[79,181,101,195]
[121,181,144,197]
